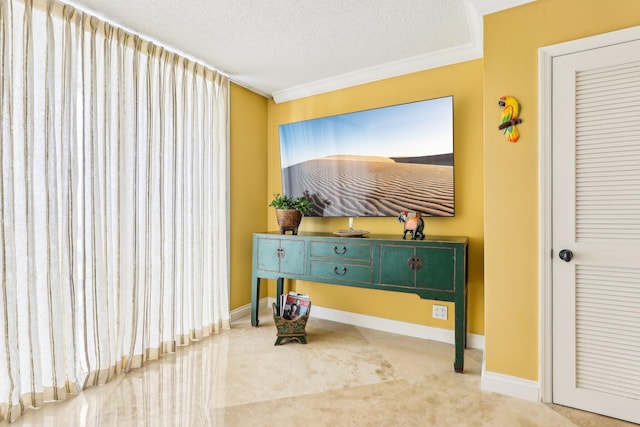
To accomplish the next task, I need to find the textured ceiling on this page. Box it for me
[61,0,534,103]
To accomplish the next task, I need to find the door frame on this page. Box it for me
[538,25,640,404]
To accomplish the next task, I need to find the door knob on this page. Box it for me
[558,249,573,262]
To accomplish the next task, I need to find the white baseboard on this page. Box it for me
[481,362,540,402]
[230,298,268,323]
[310,303,485,350]
[235,297,484,350]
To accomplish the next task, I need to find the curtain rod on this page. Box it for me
[53,0,270,98]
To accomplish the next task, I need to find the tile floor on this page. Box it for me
[2,313,636,426]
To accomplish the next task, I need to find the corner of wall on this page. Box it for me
[481,364,540,402]
[229,84,269,309]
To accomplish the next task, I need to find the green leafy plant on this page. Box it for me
[269,193,313,214]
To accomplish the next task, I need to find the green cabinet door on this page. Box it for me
[279,239,306,275]
[256,237,306,275]
[415,247,455,292]
[256,238,281,272]
[379,244,415,287]
[379,244,455,292]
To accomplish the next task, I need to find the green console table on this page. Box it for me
[250,232,469,373]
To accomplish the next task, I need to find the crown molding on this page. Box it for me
[270,2,484,104]
[466,0,536,16]
[272,41,483,103]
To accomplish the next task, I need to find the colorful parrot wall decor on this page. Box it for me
[498,96,522,142]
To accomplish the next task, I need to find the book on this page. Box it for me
[293,297,310,318]
[281,292,311,320]
[280,293,288,316]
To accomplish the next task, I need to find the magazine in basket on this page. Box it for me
[280,292,311,320]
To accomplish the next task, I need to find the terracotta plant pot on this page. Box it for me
[275,209,302,235]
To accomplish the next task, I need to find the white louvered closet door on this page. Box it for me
[552,38,640,424]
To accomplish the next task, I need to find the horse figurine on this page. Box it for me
[398,211,425,240]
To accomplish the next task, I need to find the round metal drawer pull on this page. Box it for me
[407,256,423,271]
[334,246,347,255]
[333,266,347,275]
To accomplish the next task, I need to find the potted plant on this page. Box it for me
[269,193,312,235]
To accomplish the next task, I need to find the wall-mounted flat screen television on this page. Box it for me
[278,96,454,217]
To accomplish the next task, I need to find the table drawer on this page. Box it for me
[310,241,372,261]
[310,261,373,283]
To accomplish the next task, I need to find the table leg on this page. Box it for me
[454,290,466,373]
[251,275,260,327]
[276,277,284,310]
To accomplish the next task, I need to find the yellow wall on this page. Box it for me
[483,0,640,380]
[229,83,268,308]
[229,0,640,384]
[267,61,485,335]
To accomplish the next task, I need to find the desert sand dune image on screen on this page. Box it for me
[282,155,454,217]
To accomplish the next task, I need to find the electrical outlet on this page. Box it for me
[432,304,448,320]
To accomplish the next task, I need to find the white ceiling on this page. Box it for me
[62,0,534,103]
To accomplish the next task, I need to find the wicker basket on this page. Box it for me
[275,209,302,235]
[272,302,309,345]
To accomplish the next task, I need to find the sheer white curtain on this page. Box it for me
[0,0,230,422]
